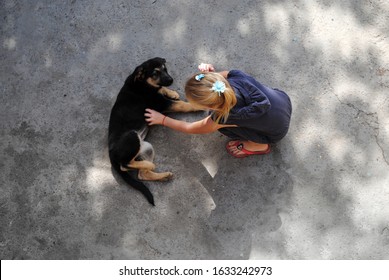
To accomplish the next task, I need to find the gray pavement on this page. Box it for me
[1,0,389,259]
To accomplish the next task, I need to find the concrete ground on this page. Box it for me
[1,0,389,259]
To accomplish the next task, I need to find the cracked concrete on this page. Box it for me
[1,0,389,259]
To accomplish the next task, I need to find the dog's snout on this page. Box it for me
[160,74,173,86]
[166,75,173,85]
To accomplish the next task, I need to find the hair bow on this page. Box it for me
[212,81,226,96]
[195,73,205,81]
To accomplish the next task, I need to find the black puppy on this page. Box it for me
[108,57,197,205]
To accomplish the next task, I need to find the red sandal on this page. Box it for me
[226,140,271,158]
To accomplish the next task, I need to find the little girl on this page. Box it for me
[144,63,292,158]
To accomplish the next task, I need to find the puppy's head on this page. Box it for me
[132,57,173,87]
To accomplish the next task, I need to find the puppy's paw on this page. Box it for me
[166,90,180,100]
[138,170,173,181]
[160,172,173,181]
[159,87,180,100]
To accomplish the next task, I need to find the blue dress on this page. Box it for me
[218,70,292,144]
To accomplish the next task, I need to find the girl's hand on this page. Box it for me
[145,108,165,126]
[198,63,215,72]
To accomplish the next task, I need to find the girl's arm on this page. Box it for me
[218,71,229,78]
[144,109,236,134]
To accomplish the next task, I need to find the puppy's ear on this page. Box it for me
[154,57,166,64]
[133,66,144,82]
[125,65,144,84]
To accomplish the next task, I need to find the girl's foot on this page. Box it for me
[226,140,271,158]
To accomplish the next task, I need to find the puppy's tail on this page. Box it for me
[113,164,155,206]
[121,171,155,206]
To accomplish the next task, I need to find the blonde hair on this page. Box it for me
[185,72,237,123]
